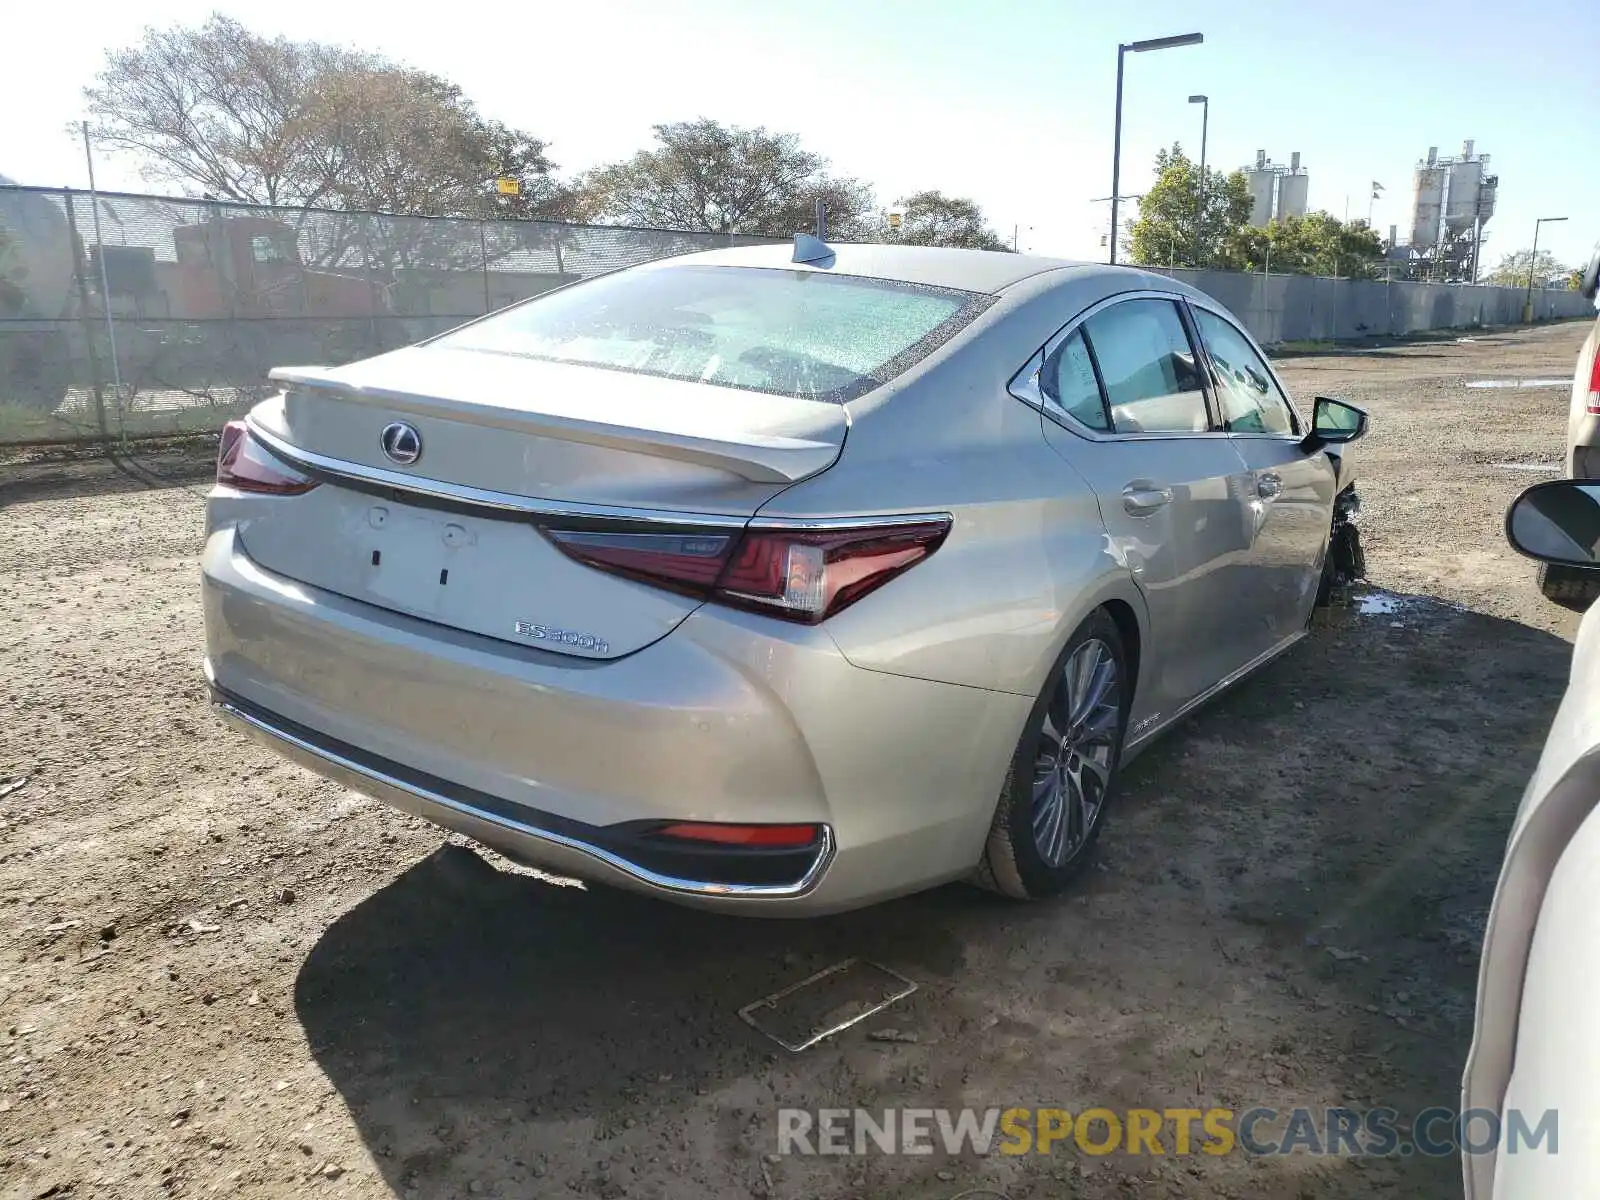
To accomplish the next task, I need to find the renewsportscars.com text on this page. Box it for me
[776,1106,1558,1158]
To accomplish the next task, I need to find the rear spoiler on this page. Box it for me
[267,365,844,486]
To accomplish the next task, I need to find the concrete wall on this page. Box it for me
[1144,267,1595,346]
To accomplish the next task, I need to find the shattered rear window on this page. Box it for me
[432,265,993,403]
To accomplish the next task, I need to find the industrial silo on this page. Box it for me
[1277,153,1309,220]
[1410,147,1446,251]
[1246,151,1276,227]
[1444,156,1483,242]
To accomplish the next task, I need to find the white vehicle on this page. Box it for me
[1541,240,1600,607]
[1463,477,1600,1196]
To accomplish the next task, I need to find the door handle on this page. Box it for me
[1256,472,1283,501]
[1122,483,1173,515]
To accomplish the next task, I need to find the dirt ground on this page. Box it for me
[0,319,1591,1200]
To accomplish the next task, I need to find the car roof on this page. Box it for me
[651,240,1144,296]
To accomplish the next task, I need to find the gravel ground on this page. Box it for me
[0,319,1591,1200]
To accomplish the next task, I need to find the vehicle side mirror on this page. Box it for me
[1580,244,1600,302]
[1506,481,1600,568]
[1300,396,1368,453]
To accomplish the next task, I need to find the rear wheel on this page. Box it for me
[1537,563,1600,612]
[975,610,1129,899]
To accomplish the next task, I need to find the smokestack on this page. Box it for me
[1256,150,1266,169]
[1389,224,1398,246]
[1463,139,1475,159]
[1427,146,1438,166]
[1290,151,1301,172]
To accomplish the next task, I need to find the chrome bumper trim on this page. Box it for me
[207,680,835,901]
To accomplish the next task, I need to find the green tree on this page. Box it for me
[578,119,874,236]
[1127,144,1253,270]
[1485,249,1569,289]
[1227,213,1386,278]
[875,191,1011,250]
[85,15,569,219]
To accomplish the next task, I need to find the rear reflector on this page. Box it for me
[216,421,317,495]
[1587,352,1600,415]
[541,517,951,624]
[656,822,820,847]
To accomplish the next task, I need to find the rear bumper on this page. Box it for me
[208,678,835,900]
[201,525,1030,913]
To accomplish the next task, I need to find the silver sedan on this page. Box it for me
[201,240,1367,914]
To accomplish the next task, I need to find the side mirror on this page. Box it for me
[1580,243,1600,302]
[1506,481,1600,568]
[1300,396,1368,453]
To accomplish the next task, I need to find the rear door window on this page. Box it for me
[1040,329,1111,431]
[1081,299,1212,434]
[433,265,992,404]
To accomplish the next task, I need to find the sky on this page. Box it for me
[5,0,1598,270]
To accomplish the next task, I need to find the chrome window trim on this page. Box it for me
[1182,296,1307,438]
[209,682,836,900]
[244,417,750,530]
[1006,288,1231,443]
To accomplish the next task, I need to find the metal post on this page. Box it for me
[1109,45,1126,265]
[81,121,124,443]
[1524,216,1568,323]
[1523,221,1539,323]
[62,191,107,438]
[358,213,381,355]
[1109,33,1204,267]
[1189,95,1208,268]
[478,222,491,313]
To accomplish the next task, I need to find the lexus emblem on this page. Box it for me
[379,421,422,465]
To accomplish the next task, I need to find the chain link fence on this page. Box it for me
[5,184,1592,449]
[0,185,776,446]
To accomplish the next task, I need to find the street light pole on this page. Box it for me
[1109,32,1204,266]
[1109,48,1126,265]
[1524,216,1568,323]
[1188,94,1208,268]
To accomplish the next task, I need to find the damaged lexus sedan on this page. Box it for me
[201,239,1366,914]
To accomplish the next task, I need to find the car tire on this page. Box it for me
[1537,563,1600,612]
[974,609,1130,900]
[1315,542,1337,610]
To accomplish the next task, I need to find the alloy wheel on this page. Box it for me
[1031,637,1121,867]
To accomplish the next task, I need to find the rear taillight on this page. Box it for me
[542,517,950,624]
[716,522,951,620]
[1586,352,1600,415]
[542,529,735,597]
[216,421,317,495]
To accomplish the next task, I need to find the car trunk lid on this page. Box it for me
[235,345,849,659]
